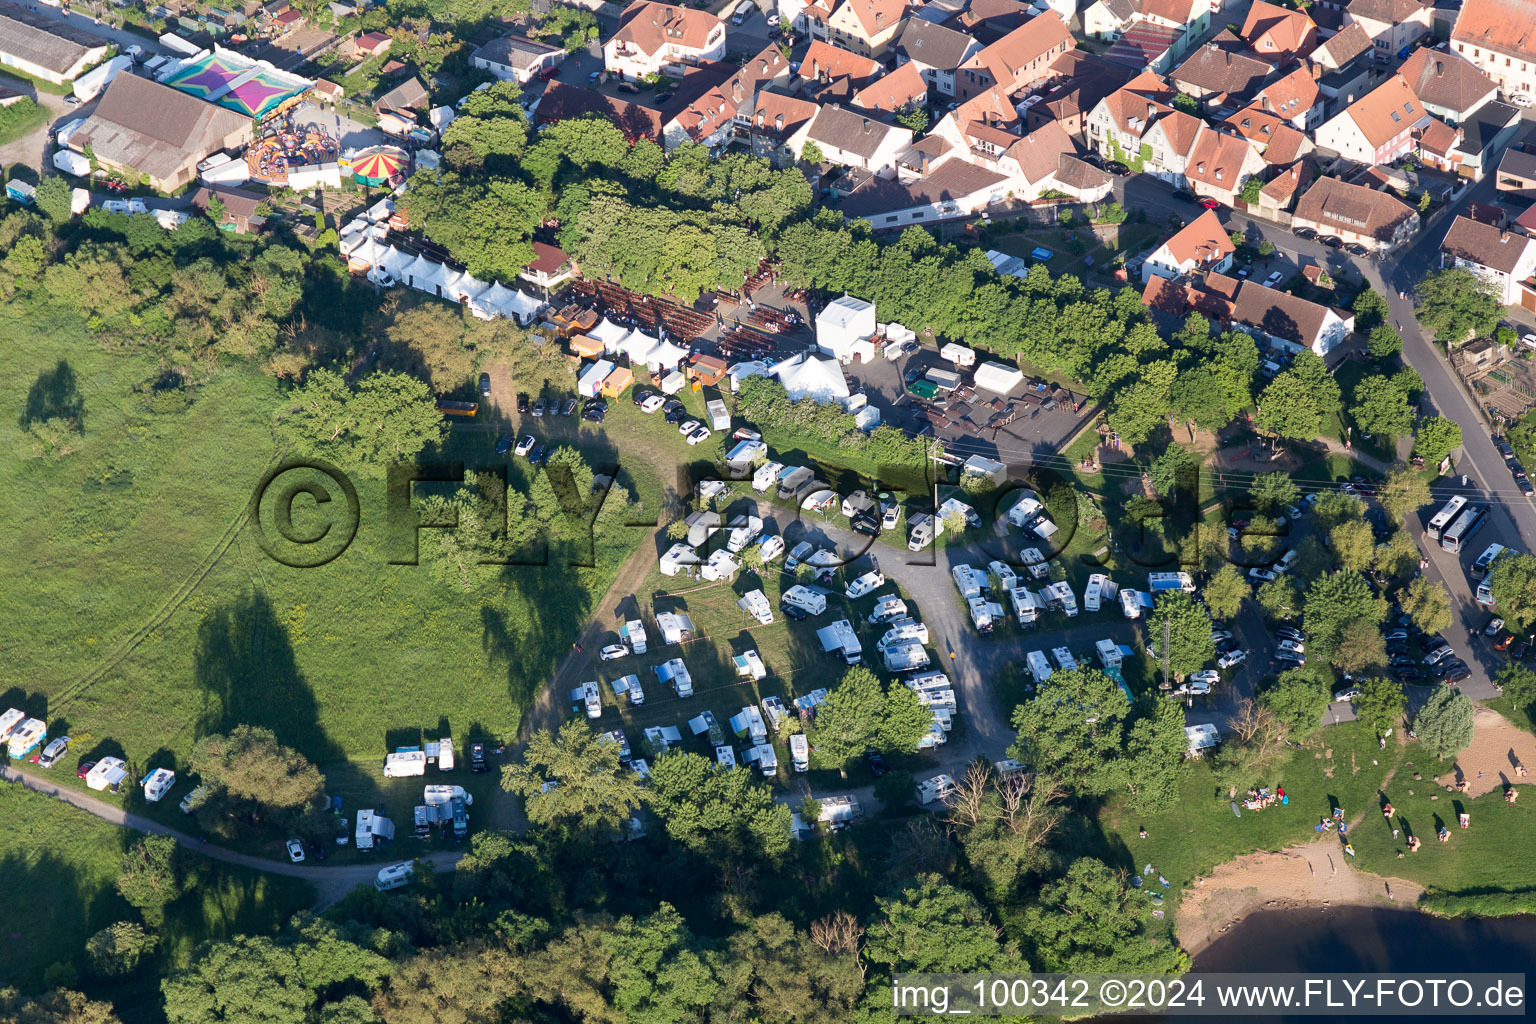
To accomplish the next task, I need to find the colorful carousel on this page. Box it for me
[347,147,408,187]
[246,122,339,185]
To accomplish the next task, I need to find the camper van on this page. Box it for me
[1009,586,1043,626]
[906,512,944,551]
[877,617,929,649]
[741,743,778,777]
[356,809,397,850]
[1041,581,1078,617]
[656,658,694,697]
[781,585,828,617]
[753,461,785,492]
[610,673,645,705]
[968,597,1003,633]
[1083,573,1117,612]
[1026,650,1052,684]
[988,560,1019,592]
[572,681,602,718]
[817,620,864,664]
[881,640,931,672]
[621,619,648,654]
[916,774,957,804]
[1147,571,1195,594]
[725,514,764,553]
[951,564,985,599]
[737,589,775,625]
[789,733,809,772]
[375,862,414,891]
[868,593,908,624]
[0,708,23,744]
[1120,588,1153,618]
[6,718,45,759]
[1051,647,1078,671]
[776,465,814,499]
[383,748,426,778]
[1096,638,1124,668]
[844,569,885,600]
[86,757,129,792]
[142,767,176,802]
[1007,493,1044,528]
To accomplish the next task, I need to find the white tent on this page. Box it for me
[372,245,412,285]
[770,352,850,405]
[473,283,545,325]
[403,252,444,293]
[442,269,488,304]
[647,338,689,372]
[816,294,877,361]
[728,360,770,392]
[973,360,1024,394]
[620,328,660,364]
[589,317,630,354]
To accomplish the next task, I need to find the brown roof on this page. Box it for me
[1171,42,1271,99]
[1159,208,1235,266]
[1497,147,1536,181]
[1142,274,1189,313]
[1260,159,1315,204]
[1416,115,1461,155]
[1099,77,1175,138]
[1398,47,1498,115]
[840,0,907,39]
[1190,271,1239,318]
[951,85,1019,130]
[1453,0,1536,59]
[315,79,343,99]
[669,46,788,141]
[960,11,1073,88]
[1004,119,1074,184]
[801,40,884,86]
[73,74,251,185]
[840,158,1007,218]
[1239,0,1317,57]
[806,103,909,158]
[1261,122,1309,164]
[1053,153,1112,190]
[1231,280,1337,347]
[1261,66,1318,120]
[1031,50,1135,122]
[0,7,104,74]
[612,1,722,55]
[851,58,927,113]
[1338,74,1428,149]
[1185,128,1257,190]
[895,18,978,70]
[1294,175,1416,242]
[1151,108,1203,156]
[377,77,430,112]
[1139,0,1202,24]
[189,185,264,220]
[746,89,818,139]
[536,80,663,143]
[525,242,571,276]
[1346,0,1428,23]
[1313,21,1371,67]
[1441,215,1536,274]
[956,0,1033,44]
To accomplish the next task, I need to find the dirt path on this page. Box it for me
[2,763,463,909]
[1434,707,1535,798]
[1176,843,1425,956]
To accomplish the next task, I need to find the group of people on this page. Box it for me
[1243,784,1285,811]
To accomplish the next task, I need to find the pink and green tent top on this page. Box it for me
[163,52,311,119]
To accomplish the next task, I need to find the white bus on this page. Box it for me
[1471,543,1507,580]
[1441,504,1488,554]
[1426,495,1467,542]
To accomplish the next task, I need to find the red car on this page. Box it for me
[76,761,96,779]
[1198,196,1221,210]
[536,65,560,82]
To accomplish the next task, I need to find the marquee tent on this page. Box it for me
[350,147,406,185]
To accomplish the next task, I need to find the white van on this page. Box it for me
[733,0,756,23]
[781,585,828,616]
[375,862,414,891]
[789,733,809,772]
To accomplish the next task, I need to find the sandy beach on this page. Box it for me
[1176,843,1425,956]
[1433,707,1535,798]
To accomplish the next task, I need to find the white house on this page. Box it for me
[1440,215,1536,306]
[1230,281,1353,360]
[1141,209,1235,283]
[801,103,913,178]
[1451,0,1536,103]
[603,1,726,80]
[470,35,563,84]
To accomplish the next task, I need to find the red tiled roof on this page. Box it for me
[852,59,927,113]
[525,242,570,276]
[1337,74,1428,149]
[612,1,722,56]
[1239,0,1317,57]
[1452,0,1536,59]
[1160,208,1235,266]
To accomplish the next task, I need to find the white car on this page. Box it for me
[686,425,711,445]
[1510,92,1534,107]
[882,503,900,530]
[678,419,701,436]
[514,435,535,457]
[1334,686,1361,703]
[1277,638,1305,655]
[599,644,628,661]
[1217,650,1248,669]
[1172,679,1212,696]
[1249,567,1277,582]
[1275,649,1306,665]
[1264,271,1284,286]
[286,839,306,863]
[640,394,665,414]
[1284,505,1302,520]
[1190,670,1221,687]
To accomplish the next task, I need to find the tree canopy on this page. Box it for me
[1414,684,1475,759]
[1414,268,1503,347]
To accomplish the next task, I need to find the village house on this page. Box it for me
[801,103,914,177]
[1452,0,1536,103]
[1168,42,1272,115]
[1183,126,1265,207]
[1291,175,1420,252]
[1230,281,1353,360]
[471,35,564,84]
[1314,74,1430,165]
[1398,46,1499,124]
[1021,51,1136,139]
[851,60,929,116]
[739,90,819,166]
[662,46,789,149]
[954,12,1074,101]
[893,18,982,97]
[1495,148,1536,200]
[821,0,908,57]
[1141,208,1236,282]
[797,39,885,101]
[1440,215,1536,305]
[1238,1,1318,62]
[1344,0,1433,59]
[603,1,726,79]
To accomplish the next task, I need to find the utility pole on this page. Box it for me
[1162,616,1173,698]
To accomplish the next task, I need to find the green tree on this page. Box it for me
[0,990,123,1024]
[189,726,328,839]
[866,874,1022,973]
[1414,684,1475,759]
[1330,519,1377,572]
[1414,267,1503,347]
[1257,576,1301,620]
[115,837,184,928]
[1250,472,1300,513]
[800,140,824,165]
[1009,668,1131,795]
[1172,91,1200,114]
[86,921,158,978]
[384,305,479,391]
[1333,618,1389,675]
[894,105,929,133]
[1367,324,1402,359]
[1350,374,1415,439]
[33,176,73,224]
[1379,467,1432,524]
[503,719,645,832]
[648,754,794,861]
[1303,570,1386,660]
[811,666,886,772]
[1495,662,1536,712]
[881,682,938,753]
[1489,552,1536,630]
[1148,444,1199,499]
[1023,859,1188,973]
[161,929,388,1024]
[1122,699,1190,813]
[1260,670,1329,737]
[1313,491,1364,531]
[1204,564,1250,620]
[1413,416,1462,466]
[1375,530,1422,581]
[1108,361,1177,445]
[1401,576,1452,635]
[1354,677,1408,735]
[1147,591,1215,680]
[1256,371,1322,441]
[1351,289,1390,331]
[274,370,447,472]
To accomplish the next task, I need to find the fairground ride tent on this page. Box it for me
[349,147,406,186]
[162,46,313,120]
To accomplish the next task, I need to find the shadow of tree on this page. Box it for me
[20,360,85,429]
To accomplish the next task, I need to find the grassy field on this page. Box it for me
[0,784,314,998]
[1099,720,1536,943]
[0,298,659,855]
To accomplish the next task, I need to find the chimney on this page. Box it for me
[733,79,743,101]
[1147,101,1155,119]
[863,117,871,132]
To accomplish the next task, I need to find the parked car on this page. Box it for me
[495,434,513,455]
[1443,664,1472,684]
[1190,669,1221,687]
[1171,188,1196,203]
[1263,271,1284,287]
[640,394,666,414]
[37,736,69,769]
[679,419,701,436]
[1512,641,1531,661]
[470,742,487,773]
[1277,639,1305,655]
[1275,627,1306,644]
[1249,567,1277,582]
[1293,226,1317,240]
[515,435,535,457]
[528,443,547,464]
[1388,653,1416,668]
[479,372,491,398]
[307,841,328,862]
[1391,665,1426,682]
[1211,629,1233,642]
[1333,686,1361,703]
[517,393,529,414]
[662,400,686,423]
[1486,617,1506,637]
[1198,196,1220,209]
[582,400,608,423]
[561,397,577,416]
[865,749,887,777]
[632,389,655,407]
[1344,242,1370,257]
[286,839,306,863]
[1496,633,1516,651]
[599,644,628,661]
[77,761,97,779]
[1105,161,1130,176]
[1275,649,1306,665]
[1285,505,1302,520]
[686,425,712,445]
[851,512,880,536]
[1433,657,1469,678]
[1319,235,1344,249]
[1217,649,1248,669]
[532,396,546,417]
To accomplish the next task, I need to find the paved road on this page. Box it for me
[1,761,462,907]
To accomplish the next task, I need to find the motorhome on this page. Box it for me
[724,439,766,478]
[1041,581,1078,617]
[1007,493,1045,529]
[1148,571,1195,594]
[916,773,957,803]
[1083,573,1117,612]
[141,767,175,802]
[741,743,778,777]
[700,549,740,581]
[0,708,24,744]
[817,619,864,664]
[761,695,788,732]
[1009,586,1043,625]
[424,785,472,807]
[384,748,427,777]
[375,862,414,891]
[599,730,632,763]
[776,465,814,499]
[752,461,785,492]
[757,534,785,563]
[6,718,45,759]
[1120,588,1154,619]
[733,650,767,679]
[657,611,694,645]
[1026,650,1052,684]
[725,514,764,552]
[938,497,980,530]
[356,809,396,850]
[868,594,907,623]
[906,512,944,550]
[730,705,769,744]
[789,733,809,772]
[1185,723,1220,758]
[968,598,1003,633]
[994,758,1026,782]
[86,757,129,792]
[655,658,694,697]
[737,589,775,625]
[951,564,985,599]
[1096,638,1124,668]
[845,569,885,599]
[715,745,737,769]
[882,640,931,672]
[620,619,648,653]
[878,617,929,649]
[610,673,645,705]
[570,681,602,718]
[1051,647,1078,671]
[987,560,1018,592]
[781,585,828,616]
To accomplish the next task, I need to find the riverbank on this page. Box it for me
[1176,842,1425,956]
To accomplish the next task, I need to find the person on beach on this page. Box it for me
[1382,802,1394,818]
[1459,812,1470,828]
[1438,827,1450,842]
[1408,835,1421,852]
